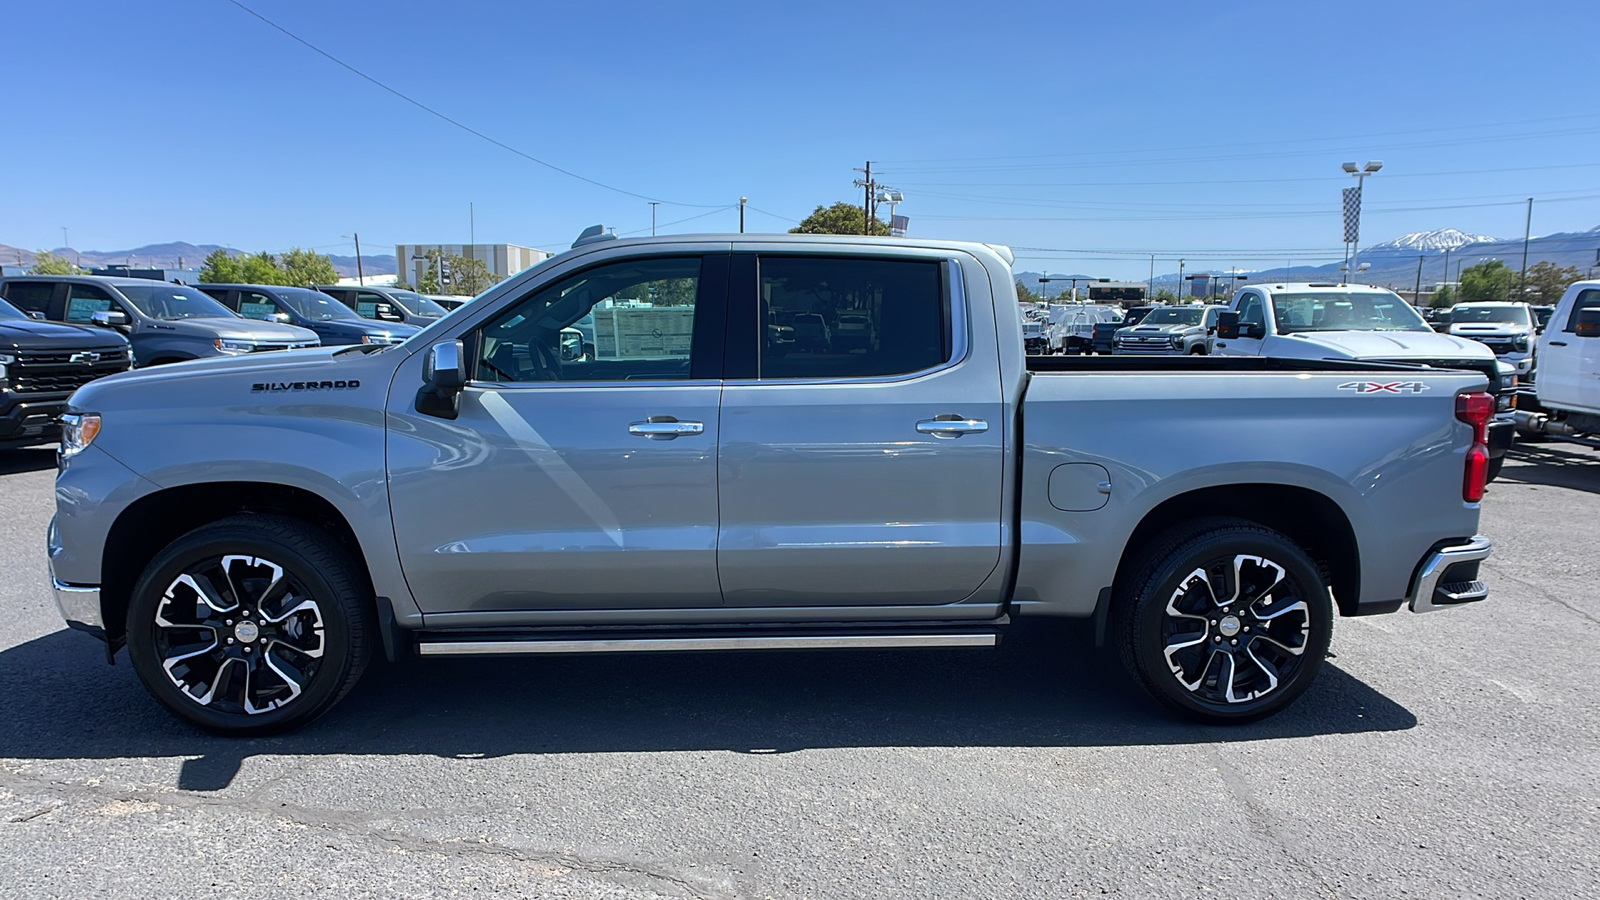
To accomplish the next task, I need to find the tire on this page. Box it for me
[1115,518,1333,723]
[1188,345,1207,355]
[126,514,375,736]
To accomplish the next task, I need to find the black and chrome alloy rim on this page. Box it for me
[1160,554,1311,705]
[153,555,326,715]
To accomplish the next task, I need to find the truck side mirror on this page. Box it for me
[269,312,292,324]
[1216,311,1240,340]
[28,311,46,321]
[1576,307,1600,337]
[416,340,466,419]
[91,310,129,328]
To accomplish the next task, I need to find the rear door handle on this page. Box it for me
[916,416,988,438]
[628,417,704,439]
[1548,341,1567,347]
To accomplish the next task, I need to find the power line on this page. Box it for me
[876,114,1600,165]
[223,0,723,209]
[885,162,1600,190]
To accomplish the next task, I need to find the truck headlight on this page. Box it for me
[1513,336,1530,352]
[1171,335,1185,347]
[215,339,256,354]
[59,413,101,458]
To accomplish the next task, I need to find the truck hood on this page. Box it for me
[1119,323,1195,336]
[73,344,394,398]
[1277,330,1494,361]
[1449,323,1532,339]
[165,317,320,343]
[0,319,128,352]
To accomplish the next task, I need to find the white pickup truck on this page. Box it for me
[1516,280,1600,447]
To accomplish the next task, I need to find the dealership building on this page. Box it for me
[396,243,551,286]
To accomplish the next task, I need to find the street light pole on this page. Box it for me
[649,202,659,236]
[1342,160,1383,284]
[1176,259,1185,300]
[1519,197,1534,297]
[739,197,747,234]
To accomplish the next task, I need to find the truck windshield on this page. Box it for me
[115,284,237,321]
[1272,291,1429,333]
[1451,306,1531,326]
[277,289,364,322]
[1142,308,1202,326]
[386,290,450,318]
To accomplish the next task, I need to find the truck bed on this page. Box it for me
[1025,354,1476,375]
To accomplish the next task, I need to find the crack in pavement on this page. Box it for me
[1198,736,1342,899]
[0,769,742,900]
[1482,562,1600,628]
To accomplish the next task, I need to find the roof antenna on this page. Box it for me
[572,225,617,249]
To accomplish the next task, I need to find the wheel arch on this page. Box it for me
[1112,483,1361,616]
[99,482,374,646]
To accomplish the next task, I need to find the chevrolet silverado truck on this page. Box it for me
[49,234,1496,735]
[0,296,131,448]
[1215,282,1516,480]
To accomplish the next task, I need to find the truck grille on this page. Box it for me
[1473,339,1517,355]
[11,350,131,394]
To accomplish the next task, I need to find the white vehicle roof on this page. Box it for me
[1239,282,1401,295]
[1450,301,1527,308]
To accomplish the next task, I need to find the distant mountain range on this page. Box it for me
[1019,225,1600,299]
[0,242,397,279]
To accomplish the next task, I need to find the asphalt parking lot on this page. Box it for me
[2,442,1598,899]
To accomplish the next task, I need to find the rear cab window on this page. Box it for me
[1565,289,1600,333]
[3,281,60,317]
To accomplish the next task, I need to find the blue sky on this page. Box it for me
[4,0,1597,279]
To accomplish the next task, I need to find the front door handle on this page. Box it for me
[1548,341,1567,347]
[916,416,988,438]
[628,417,705,439]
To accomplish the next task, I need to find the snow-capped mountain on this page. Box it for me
[1366,229,1498,253]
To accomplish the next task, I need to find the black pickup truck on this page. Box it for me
[0,296,131,448]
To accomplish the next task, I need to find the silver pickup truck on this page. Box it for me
[48,233,1495,735]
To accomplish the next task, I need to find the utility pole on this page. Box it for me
[649,202,659,236]
[1148,255,1155,297]
[739,197,747,234]
[1519,197,1533,297]
[1176,259,1185,300]
[354,233,365,286]
[470,202,475,249]
[1442,246,1451,296]
[61,227,69,253]
[1414,254,1424,304]
[853,162,878,235]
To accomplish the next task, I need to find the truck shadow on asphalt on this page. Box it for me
[0,623,1416,791]
[1497,442,1600,494]
[0,448,58,476]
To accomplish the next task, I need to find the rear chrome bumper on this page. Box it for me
[1408,536,1492,613]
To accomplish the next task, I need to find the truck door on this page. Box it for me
[1540,287,1600,413]
[715,251,1007,609]
[1217,290,1268,356]
[386,253,729,616]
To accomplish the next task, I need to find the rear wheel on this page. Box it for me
[126,515,374,735]
[1116,518,1333,723]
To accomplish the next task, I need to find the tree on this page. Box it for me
[1525,260,1582,305]
[279,247,339,288]
[1014,280,1040,304]
[449,256,499,296]
[790,201,891,236]
[241,252,287,286]
[1151,288,1179,302]
[1459,260,1515,303]
[29,250,76,275]
[1429,284,1456,308]
[199,249,245,283]
[390,279,415,291]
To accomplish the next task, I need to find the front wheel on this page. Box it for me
[126,515,375,735]
[1116,519,1333,723]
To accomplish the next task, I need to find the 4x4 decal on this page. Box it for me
[1337,381,1431,394]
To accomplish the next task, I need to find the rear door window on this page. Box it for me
[755,256,948,380]
[2,281,58,317]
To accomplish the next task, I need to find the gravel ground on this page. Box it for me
[2,441,1597,899]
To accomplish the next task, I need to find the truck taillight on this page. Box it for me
[1455,392,1494,503]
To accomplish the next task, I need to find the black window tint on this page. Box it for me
[758,257,947,380]
[4,282,56,315]
[1565,289,1600,333]
[476,257,702,383]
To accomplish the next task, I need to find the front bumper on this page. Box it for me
[1407,536,1492,613]
[0,396,68,447]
